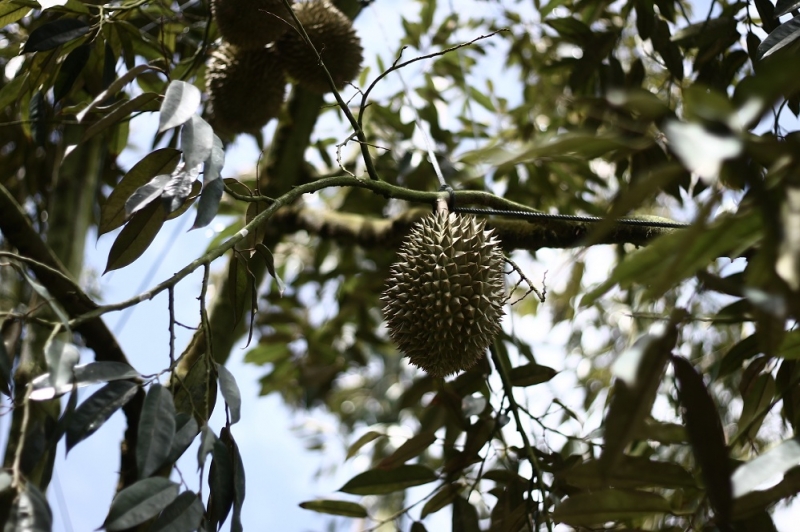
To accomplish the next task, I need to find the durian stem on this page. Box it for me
[489,342,553,531]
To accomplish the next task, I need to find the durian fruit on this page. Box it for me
[211,0,294,50]
[206,42,287,138]
[276,0,363,93]
[381,210,506,377]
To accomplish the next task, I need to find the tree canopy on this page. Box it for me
[2,0,800,530]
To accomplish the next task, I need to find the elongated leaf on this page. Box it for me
[346,430,384,460]
[672,355,731,525]
[181,115,214,168]
[124,174,170,216]
[66,380,139,451]
[166,414,200,464]
[600,316,680,474]
[81,92,159,142]
[104,477,179,531]
[30,361,139,401]
[43,338,80,391]
[192,178,224,230]
[732,436,800,498]
[733,466,800,519]
[452,496,480,532]
[255,244,285,295]
[378,431,436,469]
[22,18,89,53]
[508,363,557,387]
[216,363,241,424]
[228,429,245,532]
[339,465,438,495]
[100,148,181,235]
[552,489,670,526]
[159,80,201,132]
[299,500,368,518]
[758,14,800,60]
[0,3,31,28]
[105,199,166,273]
[138,384,177,478]
[161,163,199,214]
[207,439,234,528]
[776,0,800,17]
[76,63,155,122]
[6,483,52,532]
[559,456,695,489]
[0,322,12,396]
[421,483,461,518]
[54,44,90,103]
[664,120,742,182]
[150,491,204,532]
[197,425,216,470]
[0,73,27,112]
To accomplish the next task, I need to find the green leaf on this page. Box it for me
[228,429,245,532]
[166,414,199,465]
[181,115,214,168]
[255,244,285,296]
[672,355,732,525]
[552,489,671,526]
[192,177,224,230]
[733,437,800,498]
[6,483,52,532]
[104,199,166,273]
[54,44,90,103]
[600,316,680,474]
[207,438,234,528]
[339,465,437,495]
[299,499,368,518]
[776,0,800,17]
[0,2,32,28]
[76,63,156,122]
[736,373,775,441]
[559,456,695,489]
[104,477,179,531]
[216,363,241,424]
[420,483,461,518]
[22,18,90,53]
[345,430,384,460]
[452,496,480,532]
[663,120,742,182]
[378,431,436,469]
[150,491,204,532]
[100,148,181,235]
[73,361,140,384]
[0,73,27,112]
[227,252,251,327]
[508,363,557,387]
[732,466,800,520]
[138,384,177,478]
[159,80,201,132]
[66,380,139,451]
[81,92,160,143]
[758,14,800,60]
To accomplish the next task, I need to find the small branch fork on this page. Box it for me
[504,256,547,305]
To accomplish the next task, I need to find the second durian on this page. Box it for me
[277,0,363,93]
[211,0,294,50]
[381,210,506,377]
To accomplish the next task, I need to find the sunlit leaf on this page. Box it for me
[159,80,201,132]
[339,465,437,495]
[6,483,52,532]
[181,115,214,169]
[758,14,800,59]
[733,436,800,498]
[216,363,241,424]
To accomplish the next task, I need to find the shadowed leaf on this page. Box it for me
[299,500,368,518]
[105,200,166,273]
[340,465,437,495]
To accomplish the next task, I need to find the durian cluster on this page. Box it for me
[382,211,507,377]
[207,0,364,137]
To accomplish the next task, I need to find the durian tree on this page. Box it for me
[3,0,800,530]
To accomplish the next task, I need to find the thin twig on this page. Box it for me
[504,256,545,304]
[168,287,176,366]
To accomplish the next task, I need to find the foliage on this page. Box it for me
[3,0,800,530]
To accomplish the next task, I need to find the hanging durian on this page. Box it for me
[277,0,363,94]
[211,0,294,50]
[205,42,287,138]
[381,207,506,377]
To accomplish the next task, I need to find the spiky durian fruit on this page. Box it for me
[206,42,287,138]
[381,211,506,377]
[276,0,363,93]
[211,0,294,50]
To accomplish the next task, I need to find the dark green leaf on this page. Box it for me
[672,355,731,525]
[420,483,461,518]
[552,489,670,526]
[776,0,800,17]
[81,92,160,143]
[150,491,204,532]
[228,430,245,532]
[299,499,368,518]
[559,456,695,489]
[66,380,139,451]
[104,200,166,273]
[452,496,480,532]
[100,148,181,235]
[758,14,800,59]
[166,414,199,465]
[345,431,384,460]
[76,63,156,122]
[339,465,437,495]
[74,361,140,384]
[104,477,179,531]
[215,363,241,424]
[159,80,201,132]
[6,483,52,532]
[378,431,436,469]
[54,44,90,103]
[207,438,234,528]
[22,19,90,53]
[254,244,285,296]
[508,363,557,387]
[137,384,177,478]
